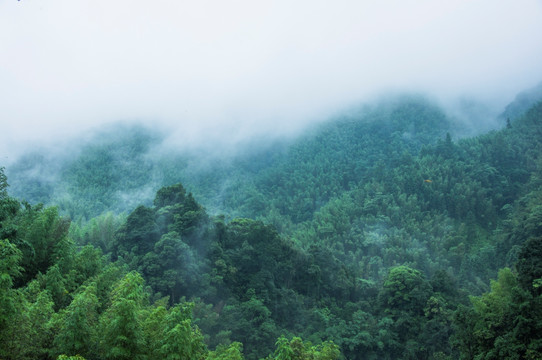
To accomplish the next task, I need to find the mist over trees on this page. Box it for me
[2,91,542,359]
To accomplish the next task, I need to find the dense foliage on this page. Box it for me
[2,92,542,359]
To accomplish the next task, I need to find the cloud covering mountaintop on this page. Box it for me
[1,0,542,159]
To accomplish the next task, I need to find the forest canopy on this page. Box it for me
[1,94,542,359]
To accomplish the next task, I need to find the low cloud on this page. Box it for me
[1,0,542,160]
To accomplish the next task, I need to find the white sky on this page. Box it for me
[1,0,542,158]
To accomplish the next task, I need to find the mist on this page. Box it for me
[2,0,542,160]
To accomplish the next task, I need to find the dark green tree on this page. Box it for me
[114,205,159,262]
[378,265,433,359]
[154,183,207,238]
[516,236,542,296]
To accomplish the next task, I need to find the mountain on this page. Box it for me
[5,95,451,219]
[2,90,542,359]
[500,81,542,121]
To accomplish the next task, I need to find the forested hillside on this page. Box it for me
[2,93,542,359]
[4,95,456,220]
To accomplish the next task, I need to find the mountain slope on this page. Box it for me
[2,91,542,360]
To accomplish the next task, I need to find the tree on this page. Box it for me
[98,271,147,360]
[220,291,279,359]
[24,289,55,359]
[0,168,20,246]
[0,167,8,199]
[140,231,197,304]
[52,283,99,359]
[154,183,207,238]
[0,239,24,359]
[43,264,69,310]
[154,183,190,208]
[115,205,159,260]
[517,236,542,296]
[207,342,245,360]
[378,265,433,358]
[142,303,168,360]
[380,265,432,314]
[453,268,522,359]
[16,205,72,285]
[69,244,104,289]
[57,355,87,360]
[79,211,124,253]
[267,336,340,360]
[159,303,207,360]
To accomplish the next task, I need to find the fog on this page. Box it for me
[2,0,542,160]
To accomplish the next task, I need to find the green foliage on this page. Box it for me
[71,211,125,253]
[154,182,190,208]
[16,205,72,285]
[220,292,279,359]
[267,336,340,360]
[380,265,431,314]
[57,355,87,360]
[115,205,160,259]
[0,239,24,358]
[207,342,245,360]
[453,268,542,359]
[22,289,55,359]
[0,166,8,198]
[154,183,208,240]
[159,303,207,360]
[52,283,99,359]
[98,271,147,360]
[0,168,21,245]
[470,268,519,357]
[69,244,105,288]
[517,236,542,296]
[0,238,22,292]
[3,95,542,360]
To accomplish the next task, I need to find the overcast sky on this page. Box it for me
[1,0,542,159]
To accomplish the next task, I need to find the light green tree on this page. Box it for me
[206,342,244,360]
[159,302,207,360]
[98,271,147,360]
[267,336,340,360]
[53,283,99,359]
